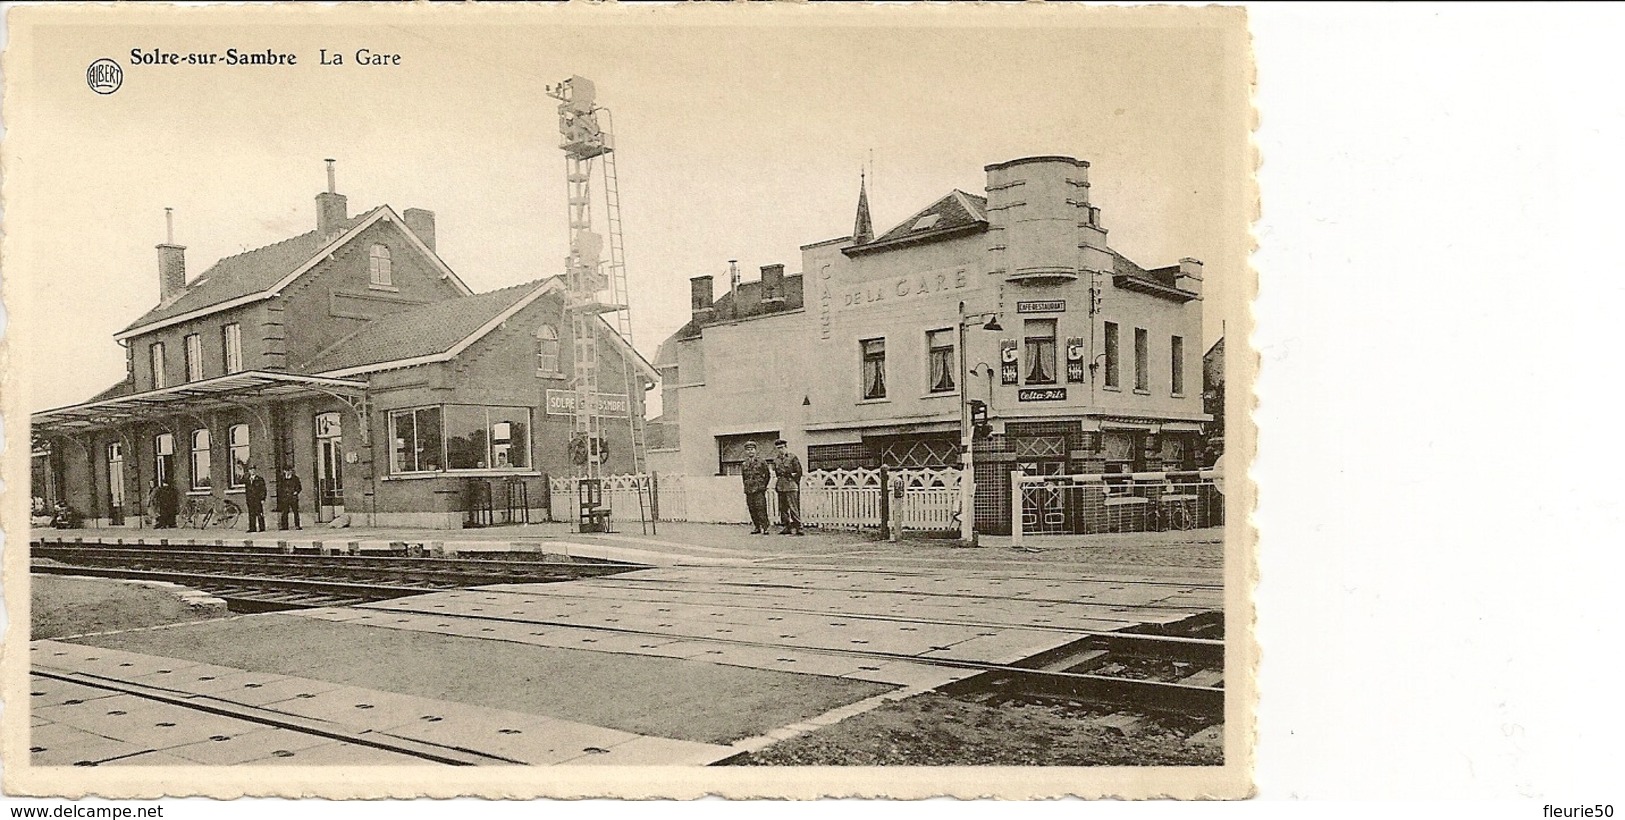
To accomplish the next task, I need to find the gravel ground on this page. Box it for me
[31,575,223,639]
[67,613,892,745]
[727,692,1223,766]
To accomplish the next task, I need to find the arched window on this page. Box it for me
[228,424,250,489]
[190,429,212,491]
[535,324,561,376]
[369,243,392,287]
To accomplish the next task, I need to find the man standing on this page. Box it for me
[154,479,179,529]
[740,441,772,535]
[277,467,303,531]
[771,439,805,536]
[245,465,268,533]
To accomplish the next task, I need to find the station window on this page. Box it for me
[861,338,887,400]
[1103,322,1119,389]
[184,333,203,382]
[926,329,956,393]
[190,428,212,491]
[1171,335,1185,396]
[389,405,532,473]
[1023,319,1057,385]
[228,424,250,489]
[369,243,393,287]
[1134,327,1150,392]
[154,433,174,485]
[150,342,167,389]
[536,324,561,376]
[223,323,243,374]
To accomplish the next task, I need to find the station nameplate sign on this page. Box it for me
[546,389,631,418]
[1018,388,1067,402]
[1016,300,1066,314]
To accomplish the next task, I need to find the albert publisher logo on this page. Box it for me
[86,58,123,94]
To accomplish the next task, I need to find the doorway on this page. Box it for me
[314,412,344,521]
[107,442,126,525]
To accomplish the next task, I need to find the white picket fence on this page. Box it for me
[547,468,962,532]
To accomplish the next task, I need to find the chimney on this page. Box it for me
[315,158,348,238]
[1177,257,1204,296]
[156,207,186,301]
[403,208,436,252]
[761,263,786,305]
[690,275,715,322]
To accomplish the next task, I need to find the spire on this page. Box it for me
[853,170,874,245]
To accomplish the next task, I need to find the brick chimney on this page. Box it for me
[315,159,348,239]
[402,208,436,252]
[156,207,186,301]
[690,275,714,322]
[761,263,786,305]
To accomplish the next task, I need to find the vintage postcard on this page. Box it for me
[1,3,1256,800]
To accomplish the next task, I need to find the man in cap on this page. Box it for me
[740,441,773,535]
[771,439,805,536]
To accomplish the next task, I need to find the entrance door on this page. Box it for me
[314,412,344,521]
[107,442,126,525]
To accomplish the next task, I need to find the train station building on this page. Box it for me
[31,164,655,529]
[649,156,1211,532]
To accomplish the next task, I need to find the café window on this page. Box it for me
[717,432,780,476]
[184,333,203,382]
[926,329,956,393]
[1171,335,1185,396]
[390,405,532,473]
[223,323,243,374]
[861,338,886,400]
[536,324,561,376]
[227,424,250,489]
[1103,322,1120,388]
[190,428,212,491]
[369,243,393,287]
[1134,327,1150,391]
[1023,319,1057,385]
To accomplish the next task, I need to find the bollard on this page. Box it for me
[278,540,293,554]
[430,541,445,558]
[347,541,361,556]
[316,541,331,556]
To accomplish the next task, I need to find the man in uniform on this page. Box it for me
[771,439,805,536]
[740,441,772,535]
[245,465,268,533]
[277,467,303,531]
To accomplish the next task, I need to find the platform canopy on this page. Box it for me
[32,370,368,435]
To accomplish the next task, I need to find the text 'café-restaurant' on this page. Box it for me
[650,155,1213,533]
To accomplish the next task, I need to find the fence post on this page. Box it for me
[878,467,891,538]
[1010,471,1024,549]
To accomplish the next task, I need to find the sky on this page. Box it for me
[6,6,1250,413]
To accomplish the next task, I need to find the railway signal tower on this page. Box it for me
[545,76,646,478]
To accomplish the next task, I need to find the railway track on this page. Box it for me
[31,542,639,609]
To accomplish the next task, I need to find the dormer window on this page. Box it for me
[911,214,941,232]
[369,243,392,288]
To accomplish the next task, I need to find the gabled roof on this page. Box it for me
[115,206,472,341]
[845,189,988,255]
[301,277,659,383]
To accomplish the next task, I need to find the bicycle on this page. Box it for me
[179,496,243,529]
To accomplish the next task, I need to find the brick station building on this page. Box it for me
[650,156,1210,533]
[32,165,655,529]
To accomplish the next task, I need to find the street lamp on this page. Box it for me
[958,301,1003,545]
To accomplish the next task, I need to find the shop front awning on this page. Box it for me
[32,371,368,435]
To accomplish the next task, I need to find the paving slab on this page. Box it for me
[161,727,340,765]
[559,734,736,766]
[29,722,151,767]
